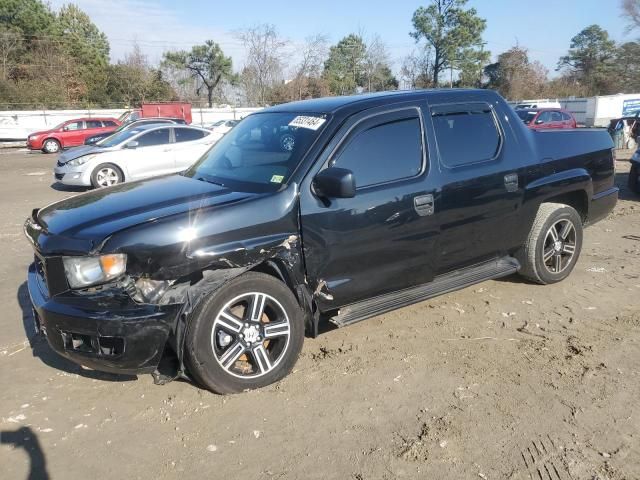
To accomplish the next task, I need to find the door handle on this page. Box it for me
[414,194,434,216]
[504,173,518,192]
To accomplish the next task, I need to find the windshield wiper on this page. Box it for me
[195,176,226,187]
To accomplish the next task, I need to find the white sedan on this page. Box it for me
[54,125,216,188]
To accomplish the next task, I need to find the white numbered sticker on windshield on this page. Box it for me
[288,116,326,130]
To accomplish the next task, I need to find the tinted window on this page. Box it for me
[86,120,102,128]
[175,128,206,143]
[432,104,501,167]
[550,112,563,122]
[136,128,171,147]
[103,120,118,127]
[332,117,423,187]
[64,121,83,131]
[561,112,573,121]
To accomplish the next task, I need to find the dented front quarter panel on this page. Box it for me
[100,183,306,302]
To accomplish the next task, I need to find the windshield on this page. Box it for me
[185,112,328,193]
[516,110,537,124]
[96,128,144,148]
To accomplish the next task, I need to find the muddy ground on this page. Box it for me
[0,150,638,480]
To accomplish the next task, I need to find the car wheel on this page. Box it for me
[185,272,304,394]
[91,163,123,188]
[42,139,60,154]
[279,133,295,152]
[629,163,639,194]
[516,203,583,285]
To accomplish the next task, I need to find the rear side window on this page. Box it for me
[332,116,423,188]
[136,128,170,147]
[561,112,573,121]
[86,120,102,128]
[174,128,206,143]
[431,103,501,167]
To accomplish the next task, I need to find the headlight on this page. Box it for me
[62,254,127,289]
[67,154,95,167]
[28,135,37,141]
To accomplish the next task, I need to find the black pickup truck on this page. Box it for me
[24,89,617,394]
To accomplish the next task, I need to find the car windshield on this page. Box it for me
[184,112,329,193]
[96,128,144,148]
[516,110,537,124]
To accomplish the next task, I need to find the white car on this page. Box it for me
[54,125,216,188]
[204,119,239,138]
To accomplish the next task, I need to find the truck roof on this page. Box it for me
[264,89,492,115]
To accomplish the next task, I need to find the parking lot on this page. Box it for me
[1,149,639,479]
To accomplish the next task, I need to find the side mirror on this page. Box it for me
[124,140,139,149]
[535,119,544,125]
[62,126,69,131]
[313,167,356,199]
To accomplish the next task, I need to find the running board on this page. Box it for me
[329,256,520,328]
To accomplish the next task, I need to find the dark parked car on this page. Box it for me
[84,117,187,145]
[25,89,617,394]
[629,148,640,194]
[516,108,577,129]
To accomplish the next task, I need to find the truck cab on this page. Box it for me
[25,90,617,394]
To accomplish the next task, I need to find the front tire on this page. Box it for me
[516,203,583,285]
[185,272,304,394]
[91,163,123,188]
[42,139,60,154]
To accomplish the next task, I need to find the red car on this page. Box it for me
[516,108,577,130]
[27,117,121,154]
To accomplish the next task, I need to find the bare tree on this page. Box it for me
[400,50,433,89]
[622,0,640,32]
[238,24,288,105]
[291,34,328,100]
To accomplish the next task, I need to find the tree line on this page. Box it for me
[1,0,639,110]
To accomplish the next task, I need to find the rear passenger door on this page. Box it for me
[172,127,211,170]
[429,101,525,273]
[124,128,174,180]
[300,104,440,308]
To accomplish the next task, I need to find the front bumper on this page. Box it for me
[28,262,181,375]
[53,164,91,186]
[27,138,43,150]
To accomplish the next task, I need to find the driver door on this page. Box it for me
[299,104,439,309]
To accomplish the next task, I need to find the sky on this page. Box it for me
[48,0,631,76]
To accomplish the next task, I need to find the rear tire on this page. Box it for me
[516,203,583,285]
[42,139,60,154]
[91,163,123,188]
[629,163,639,194]
[185,272,304,394]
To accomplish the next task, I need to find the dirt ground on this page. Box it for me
[0,149,638,480]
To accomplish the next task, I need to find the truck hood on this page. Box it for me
[35,174,259,247]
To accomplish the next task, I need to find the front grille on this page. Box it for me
[54,173,64,180]
[34,254,46,279]
[33,252,68,296]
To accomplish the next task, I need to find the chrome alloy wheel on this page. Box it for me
[211,292,291,379]
[96,167,119,187]
[542,218,577,274]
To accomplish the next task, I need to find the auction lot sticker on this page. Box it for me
[288,116,326,130]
